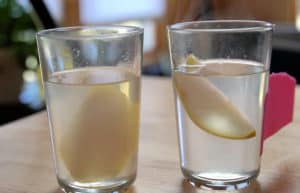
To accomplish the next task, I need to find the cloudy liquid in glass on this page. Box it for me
[45,67,140,192]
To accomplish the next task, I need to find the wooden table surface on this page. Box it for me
[0,76,299,193]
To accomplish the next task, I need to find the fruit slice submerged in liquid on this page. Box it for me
[174,55,256,139]
[55,68,139,182]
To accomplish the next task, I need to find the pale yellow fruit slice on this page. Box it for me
[58,84,139,182]
[174,73,256,139]
[186,54,201,65]
[174,56,256,139]
[185,54,261,75]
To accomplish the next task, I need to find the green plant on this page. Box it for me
[0,0,38,66]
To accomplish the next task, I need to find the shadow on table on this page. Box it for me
[179,179,262,193]
[47,188,63,193]
[179,172,294,193]
[48,185,137,193]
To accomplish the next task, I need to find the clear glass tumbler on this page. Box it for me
[168,20,273,190]
[37,26,143,193]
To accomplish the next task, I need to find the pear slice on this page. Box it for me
[58,83,139,182]
[174,55,256,139]
[174,73,256,139]
[186,54,201,65]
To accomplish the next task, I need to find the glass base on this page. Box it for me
[182,169,259,191]
[58,176,135,193]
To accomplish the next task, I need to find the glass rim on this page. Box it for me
[168,20,274,33]
[37,25,144,40]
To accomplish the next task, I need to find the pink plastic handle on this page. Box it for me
[262,73,296,141]
[260,73,295,154]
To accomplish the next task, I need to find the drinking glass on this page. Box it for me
[37,26,143,193]
[168,20,273,190]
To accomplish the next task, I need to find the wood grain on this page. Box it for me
[0,76,299,193]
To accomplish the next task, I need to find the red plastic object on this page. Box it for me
[262,73,296,141]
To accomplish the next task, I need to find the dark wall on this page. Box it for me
[271,49,300,83]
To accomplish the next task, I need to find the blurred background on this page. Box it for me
[0,0,299,124]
